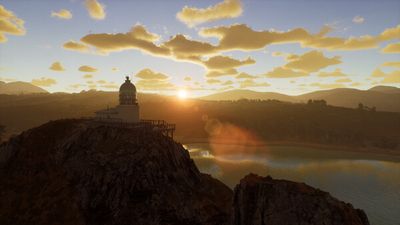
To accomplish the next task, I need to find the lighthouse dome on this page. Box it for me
[119,76,137,105]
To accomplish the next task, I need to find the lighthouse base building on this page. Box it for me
[95,76,139,123]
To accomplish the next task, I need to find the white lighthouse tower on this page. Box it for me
[95,76,140,123]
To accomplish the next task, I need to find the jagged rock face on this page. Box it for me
[0,119,232,225]
[232,174,369,225]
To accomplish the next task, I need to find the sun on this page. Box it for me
[178,89,188,99]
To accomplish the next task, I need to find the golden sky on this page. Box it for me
[0,0,399,96]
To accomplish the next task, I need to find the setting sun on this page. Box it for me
[178,89,188,99]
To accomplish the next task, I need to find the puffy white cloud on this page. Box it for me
[49,61,65,71]
[135,68,169,80]
[239,79,270,88]
[177,0,242,27]
[63,40,90,52]
[236,72,258,79]
[382,61,400,68]
[265,67,308,78]
[381,42,400,53]
[79,65,98,72]
[84,0,106,20]
[135,68,175,90]
[51,9,72,20]
[83,74,93,79]
[200,24,400,51]
[283,50,341,73]
[381,70,400,83]
[352,16,364,24]
[0,4,26,43]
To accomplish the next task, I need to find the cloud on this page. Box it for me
[335,78,352,83]
[135,68,169,80]
[318,68,347,77]
[382,61,400,68]
[31,77,57,87]
[352,16,365,24]
[162,34,217,60]
[201,55,255,78]
[239,79,270,88]
[207,79,222,84]
[271,51,285,57]
[176,0,242,27]
[202,55,255,70]
[83,74,93,79]
[111,67,119,72]
[134,68,175,90]
[79,25,169,56]
[49,61,65,71]
[136,79,175,90]
[84,0,105,20]
[64,22,399,80]
[200,24,400,51]
[63,40,90,52]
[265,50,340,79]
[381,70,400,83]
[130,24,160,42]
[206,68,238,77]
[184,76,192,81]
[265,67,308,78]
[222,80,234,86]
[381,42,400,53]
[79,65,98,72]
[51,9,72,19]
[236,72,257,79]
[0,4,26,43]
[310,82,345,89]
[371,69,400,83]
[284,50,341,73]
[350,82,361,87]
[371,68,386,77]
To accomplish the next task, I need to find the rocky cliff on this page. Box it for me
[0,119,232,225]
[232,174,369,225]
[0,119,370,225]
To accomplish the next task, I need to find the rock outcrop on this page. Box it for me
[0,119,232,225]
[0,119,370,225]
[232,173,369,225]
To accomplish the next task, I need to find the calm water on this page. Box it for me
[185,143,400,225]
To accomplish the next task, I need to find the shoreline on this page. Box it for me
[177,137,400,158]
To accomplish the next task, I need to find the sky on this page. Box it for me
[0,0,399,97]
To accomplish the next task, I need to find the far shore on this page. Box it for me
[176,137,400,159]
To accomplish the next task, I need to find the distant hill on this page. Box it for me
[368,86,400,94]
[200,86,400,112]
[200,89,295,102]
[0,81,48,95]
[297,88,400,112]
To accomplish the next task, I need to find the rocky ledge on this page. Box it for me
[0,119,369,225]
[232,174,369,225]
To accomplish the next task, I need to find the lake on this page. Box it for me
[185,143,400,225]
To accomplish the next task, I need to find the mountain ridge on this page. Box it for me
[200,86,400,112]
[0,81,48,95]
